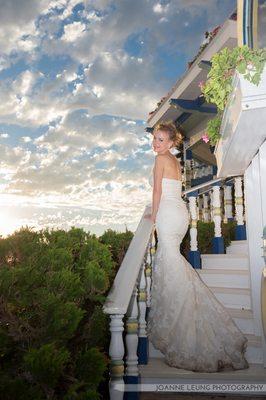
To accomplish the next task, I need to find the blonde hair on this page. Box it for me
[153,121,183,148]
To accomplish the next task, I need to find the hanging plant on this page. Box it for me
[200,45,266,145]
[202,114,222,146]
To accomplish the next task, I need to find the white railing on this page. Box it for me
[103,175,247,398]
[103,205,154,400]
[182,175,246,267]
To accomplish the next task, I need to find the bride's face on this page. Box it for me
[152,129,173,154]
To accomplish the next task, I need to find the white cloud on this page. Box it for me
[0,0,235,235]
[61,21,87,42]
[21,136,32,143]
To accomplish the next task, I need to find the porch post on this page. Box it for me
[109,314,125,400]
[224,182,234,222]
[212,182,225,253]
[137,261,148,364]
[188,190,201,268]
[234,176,247,239]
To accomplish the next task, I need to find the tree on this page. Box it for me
[0,226,115,400]
[99,228,133,269]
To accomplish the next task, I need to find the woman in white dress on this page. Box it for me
[144,122,249,372]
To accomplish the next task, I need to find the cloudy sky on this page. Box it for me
[0,0,235,237]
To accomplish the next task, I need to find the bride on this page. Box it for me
[144,121,249,372]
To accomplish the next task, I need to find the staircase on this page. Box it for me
[139,240,266,398]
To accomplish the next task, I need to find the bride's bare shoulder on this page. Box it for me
[155,154,167,163]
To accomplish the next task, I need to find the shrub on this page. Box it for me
[99,228,134,270]
[0,227,115,399]
[181,220,236,257]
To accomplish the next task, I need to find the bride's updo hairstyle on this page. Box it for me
[153,121,183,148]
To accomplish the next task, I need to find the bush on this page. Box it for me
[180,220,237,258]
[99,228,134,270]
[0,227,116,400]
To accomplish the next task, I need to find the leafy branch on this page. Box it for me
[200,45,266,145]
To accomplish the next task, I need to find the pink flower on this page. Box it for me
[198,81,205,91]
[201,133,209,143]
[246,62,254,71]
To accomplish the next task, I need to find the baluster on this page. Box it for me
[224,183,233,222]
[109,314,125,400]
[234,176,247,239]
[188,191,201,268]
[185,148,192,189]
[203,193,209,222]
[210,190,214,221]
[212,183,225,253]
[137,261,148,364]
[124,285,140,398]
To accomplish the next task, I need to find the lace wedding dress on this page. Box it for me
[146,172,249,372]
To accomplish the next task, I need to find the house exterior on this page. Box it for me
[103,1,266,398]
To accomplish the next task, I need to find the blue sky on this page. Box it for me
[0,0,235,236]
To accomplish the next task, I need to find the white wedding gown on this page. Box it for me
[146,173,249,372]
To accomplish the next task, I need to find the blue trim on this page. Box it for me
[170,98,217,114]
[188,250,201,269]
[212,237,225,254]
[177,112,191,124]
[124,375,140,400]
[212,181,222,187]
[137,337,148,364]
[145,127,154,133]
[227,217,234,221]
[235,224,247,240]
[187,190,198,197]
[198,60,212,70]
[225,181,234,187]
[186,149,193,160]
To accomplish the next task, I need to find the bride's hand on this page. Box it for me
[144,213,155,224]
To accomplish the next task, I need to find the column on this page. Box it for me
[124,285,140,398]
[188,190,201,268]
[203,193,209,222]
[137,261,148,364]
[109,314,125,400]
[224,183,234,222]
[212,182,225,253]
[234,176,247,239]
[185,148,193,189]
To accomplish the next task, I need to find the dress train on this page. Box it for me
[146,175,249,372]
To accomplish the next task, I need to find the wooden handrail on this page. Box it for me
[103,205,154,315]
[182,174,241,196]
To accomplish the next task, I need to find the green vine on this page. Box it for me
[205,114,222,146]
[201,45,266,145]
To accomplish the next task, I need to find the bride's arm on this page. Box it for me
[151,155,164,222]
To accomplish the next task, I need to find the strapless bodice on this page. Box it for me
[149,172,183,201]
[161,178,182,199]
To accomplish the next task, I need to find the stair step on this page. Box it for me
[148,312,257,360]
[245,334,263,364]
[226,240,248,255]
[201,254,249,270]
[139,357,265,381]
[208,286,251,309]
[148,334,263,370]
[197,268,250,289]
[227,308,255,335]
